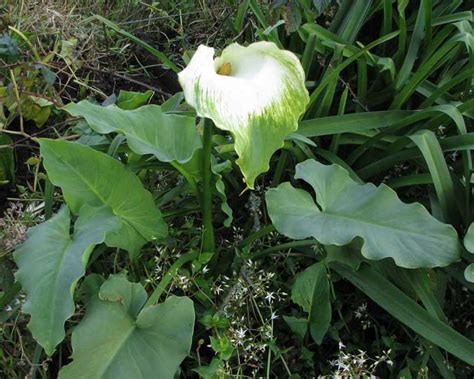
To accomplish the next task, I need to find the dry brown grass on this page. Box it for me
[8,0,241,102]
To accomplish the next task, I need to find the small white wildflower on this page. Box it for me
[236,327,247,339]
[335,361,349,371]
[213,285,224,295]
[355,302,367,319]
[264,292,275,303]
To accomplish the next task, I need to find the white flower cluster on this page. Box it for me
[329,342,393,377]
[210,260,287,376]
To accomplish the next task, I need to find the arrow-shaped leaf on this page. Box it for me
[39,139,168,254]
[14,205,120,355]
[266,159,461,268]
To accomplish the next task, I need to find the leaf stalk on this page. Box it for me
[201,118,216,253]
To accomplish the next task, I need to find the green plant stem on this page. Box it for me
[201,118,215,253]
[271,150,288,187]
[238,225,275,248]
[162,207,200,219]
[44,178,53,220]
[8,26,41,62]
[30,343,43,379]
[144,251,199,307]
[266,347,271,379]
[253,240,319,259]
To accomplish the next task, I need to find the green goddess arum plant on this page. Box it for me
[11,41,309,377]
[178,41,309,252]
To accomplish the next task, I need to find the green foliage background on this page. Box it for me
[1,0,473,378]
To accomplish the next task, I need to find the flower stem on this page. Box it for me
[144,251,199,307]
[201,118,215,253]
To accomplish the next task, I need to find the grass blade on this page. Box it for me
[395,0,428,90]
[409,130,458,223]
[306,31,399,113]
[358,133,474,180]
[331,263,474,365]
[92,15,179,73]
[298,110,413,137]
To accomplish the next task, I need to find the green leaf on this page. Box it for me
[266,160,461,268]
[59,274,195,379]
[463,223,474,253]
[291,262,331,344]
[193,358,224,379]
[358,132,474,180]
[283,2,302,34]
[79,274,105,305]
[234,0,250,33]
[299,23,394,69]
[0,133,14,185]
[409,130,457,223]
[283,315,308,340]
[64,100,201,164]
[116,90,153,110]
[390,37,460,109]
[298,110,413,138]
[305,30,399,112]
[465,263,474,283]
[13,206,120,355]
[39,139,168,254]
[161,92,185,113]
[93,15,179,73]
[210,335,233,360]
[332,263,474,365]
[211,158,233,227]
[463,224,474,283]
[98,273,147,318]
[325,245,362,271]
[395,0,428,90]
[331,0,372,44]
[313,0,331,14]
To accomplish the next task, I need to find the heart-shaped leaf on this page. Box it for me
[39,139,168,254]
[59,274,195,379]
[14,205,120,355]
[266,160,461,268]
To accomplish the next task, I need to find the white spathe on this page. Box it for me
[178,41,309,188]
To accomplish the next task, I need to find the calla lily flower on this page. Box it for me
[178,41,309,188]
